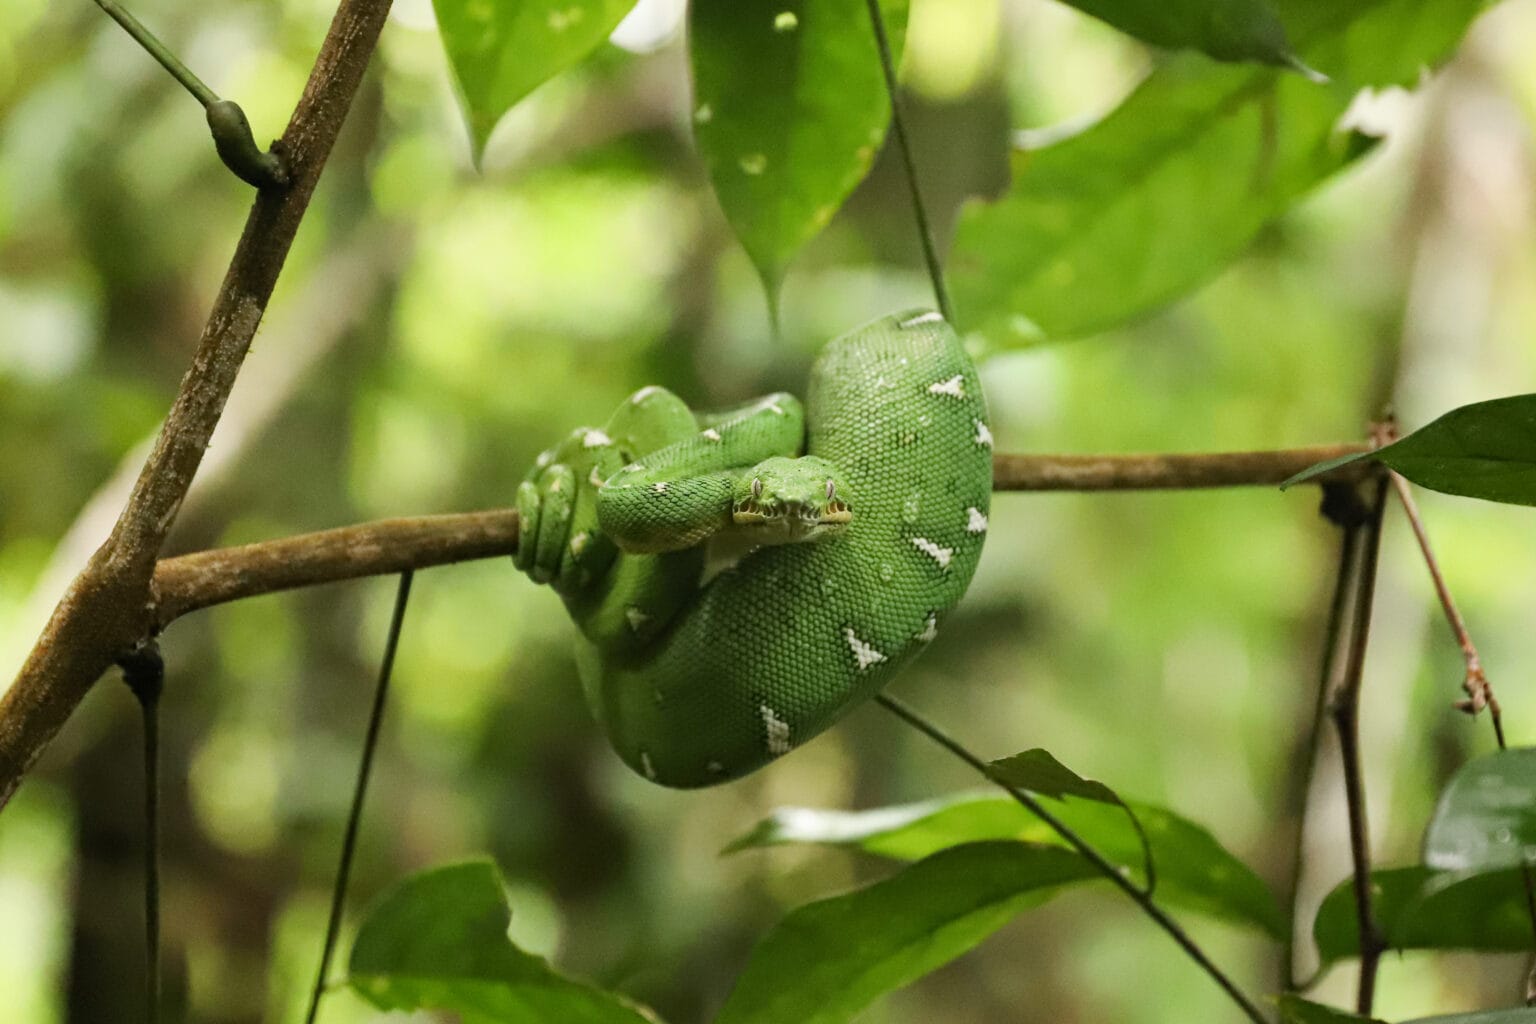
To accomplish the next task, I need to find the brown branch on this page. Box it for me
[153,512,520,626]
[993,444,1371,491]
[0,0,393,811]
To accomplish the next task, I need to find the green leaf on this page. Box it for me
[1061,0,1305,68]
[1277,995,1384,1024]
[1426,748,1536,872]
[348,859,661,1023]
[1313,865,1536,966]
[949,0,1491,349]
[1372,396,1536,506]
[1406,1012,1536,1023]
[1277,448,1375,490]
[988,747,1153,887]
[725,791,1285,937]
[690,0,908,302]
[433,0,639,159]
[714,842,1098,1024]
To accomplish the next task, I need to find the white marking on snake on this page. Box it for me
[652,481,669,494]
[640,751,657,780]
[625,606,650,632]
[974,420,993,447]
[589,467,605,487]
[630,385,662,404]
[570,531,590,556]
[767,402,786,416]
[966,508,988,534]
[916,613,938,643]
[843,627,888,671]
[760,705,792,755]
[928,375,965,398]
[582,429,612,448]
[702,428,722,442]
[910,537,954,570]
[535,450,552,468]
[549,477,564,493]
[900,311,944,328]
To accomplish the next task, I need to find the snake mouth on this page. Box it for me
[732,499,853,529]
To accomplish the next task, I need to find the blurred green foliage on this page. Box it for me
[3,0,1536,1021]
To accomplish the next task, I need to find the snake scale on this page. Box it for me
[514,310,991,787]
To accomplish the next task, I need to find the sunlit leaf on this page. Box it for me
[1313,865,1536,966]
[1281,395,1536,503]
[950,0,1491,349]
[348,860,661,1023]
[1277,995,1383,1023]
[1405,1011,1536,1023]
[434,0,639,159]
[725,791,1284,937]
[690,0,908,304]
[714,842,1097,1024]
[1062,0,1304,68]
[1426,748,1536,872]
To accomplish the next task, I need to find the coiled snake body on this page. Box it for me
[515,310,991,786]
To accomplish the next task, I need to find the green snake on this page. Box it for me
[514,310,991,787]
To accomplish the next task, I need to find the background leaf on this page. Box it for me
[949,0,1491,350]
[1425,748,1536,872]
[689,0,908,302]
[1313,866,1536,966]
[726,792,1284,937]
[714,842,1098,1024]
[1061,0,1303,67]
[348,860,661,1023]
[433,0,639,159]
[1277,995,1383,1023]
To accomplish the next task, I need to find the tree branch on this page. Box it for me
[993,444,1371,491]
[0,0,394,811]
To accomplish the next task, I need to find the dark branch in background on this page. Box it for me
[1329,476,1390,1016]
[142,447,1380,629]
[0,0,395,812]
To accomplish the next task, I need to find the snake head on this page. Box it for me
[730,456,853,545]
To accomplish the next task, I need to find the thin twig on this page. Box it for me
[1328,476,1389,1016]
[1280,484,1368,992]
[305,571,414,1024]
[1386,473,1503,741]
[0,0,395,812]
[863,0,951,322]
[119,642,165,1024]
[877,694,1270,1024]
[992,445,1373,491]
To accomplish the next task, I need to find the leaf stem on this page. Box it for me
[863,0,951,323]
[876,693,1270,1024]
[91,0,218,108]
[304,571,414,1024]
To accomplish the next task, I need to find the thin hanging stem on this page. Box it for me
[304,571,414,1024]
[863,0,952,322]
[120,642,165,1024]
[876,694,1270,1024]
[92,0,218,107]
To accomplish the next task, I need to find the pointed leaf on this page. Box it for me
[950,0,1491,349]
[1277,995,1384,1024]
[690,0,908,301]
[1373,396,1536,506]
[348,860,661,1023]
[1062,0,1304,68]
[726,791,1284,937]
[1314,866,1536,966]
[434,0,639,159]
[714,842,1098,1024]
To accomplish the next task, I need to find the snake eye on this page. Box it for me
[826,479,835,501]
[752,477,763,498]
